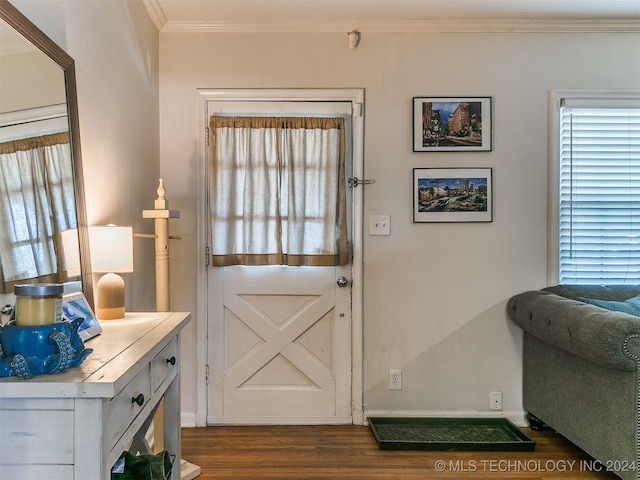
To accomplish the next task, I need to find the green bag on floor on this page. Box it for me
[111,450,174,480]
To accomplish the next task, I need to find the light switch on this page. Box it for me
[370,215,391,235]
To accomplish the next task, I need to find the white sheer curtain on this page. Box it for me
[0,132,76,291]
[208,116,348,266]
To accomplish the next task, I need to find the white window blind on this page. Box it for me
[559,100,640,284]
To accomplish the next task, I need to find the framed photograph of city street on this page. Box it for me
[412,97,492,152]
[413,167,493,223]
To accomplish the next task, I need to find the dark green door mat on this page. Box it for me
[368,417,536,451]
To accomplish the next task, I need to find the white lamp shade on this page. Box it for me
[89,226,133,273]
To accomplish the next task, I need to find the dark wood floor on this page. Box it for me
[181,425,620,479]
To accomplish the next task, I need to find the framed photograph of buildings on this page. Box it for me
[413,167,493,222]
[413,97,492,152]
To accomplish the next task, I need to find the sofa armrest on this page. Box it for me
[507,290,640,371]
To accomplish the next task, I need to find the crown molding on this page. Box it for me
[140,0,166,32]
[137,0,640,35]
[159,18,640,34]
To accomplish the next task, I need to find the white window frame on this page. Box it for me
[548,89,640,285]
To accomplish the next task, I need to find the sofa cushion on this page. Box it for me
[579,294,640,316]
[544,284,640,302]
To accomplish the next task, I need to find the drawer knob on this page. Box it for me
[132,393,145,407]
[166,356,176,366]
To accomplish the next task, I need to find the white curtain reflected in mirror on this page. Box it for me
[0,12,85,298]
[0,129,77,290]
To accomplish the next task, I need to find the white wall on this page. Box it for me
[160,30,640,422]
[8,1,638,424]
[11,0,160,311]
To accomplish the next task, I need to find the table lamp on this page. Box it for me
[90,225,133,320]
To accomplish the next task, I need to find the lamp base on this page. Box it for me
[96,273,126,320]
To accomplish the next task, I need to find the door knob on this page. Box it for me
[337,276,349,287]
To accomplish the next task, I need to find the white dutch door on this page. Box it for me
[206,99,355,424]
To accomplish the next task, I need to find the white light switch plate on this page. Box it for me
[370,215,391,235]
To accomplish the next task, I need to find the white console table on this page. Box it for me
[0,311,191,480]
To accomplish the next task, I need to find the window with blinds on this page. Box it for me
[557,97,640,284]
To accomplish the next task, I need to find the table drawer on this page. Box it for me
[153,336,178,392]
[107,365,151,449]
[0,409,74,465]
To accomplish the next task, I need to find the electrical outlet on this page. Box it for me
[490,391,503,411]
[389,369,402,390]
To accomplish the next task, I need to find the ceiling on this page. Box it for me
[142,0,640,33]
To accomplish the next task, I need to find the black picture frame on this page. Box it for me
[413,97,493,152]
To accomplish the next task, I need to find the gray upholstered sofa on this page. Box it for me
[507,285,640,480]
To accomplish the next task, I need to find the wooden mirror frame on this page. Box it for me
[0,0,93,307]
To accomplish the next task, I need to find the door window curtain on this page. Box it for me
[558,99,640,284]
[0,132,76,292]
[208,116,348,267]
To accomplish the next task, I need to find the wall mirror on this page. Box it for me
[0,0,93,307]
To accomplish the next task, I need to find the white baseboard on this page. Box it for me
[181,411,197,428]
[363,410,528,427]
[182,409,528,428]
